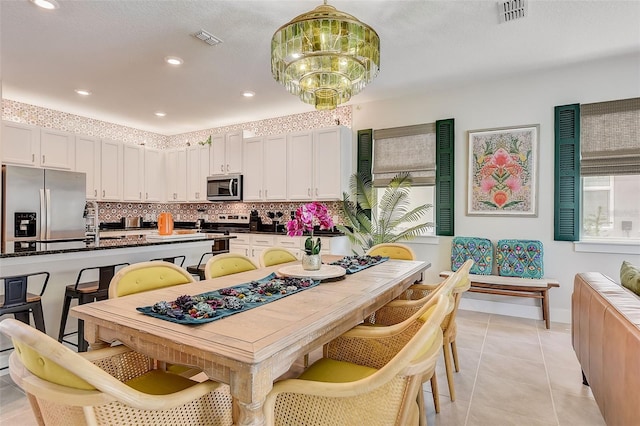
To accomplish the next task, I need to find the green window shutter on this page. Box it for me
[554,104,581,241]
[435,119,455,236]
[357,129,373,177]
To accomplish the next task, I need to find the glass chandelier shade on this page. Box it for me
[271,3,380,110]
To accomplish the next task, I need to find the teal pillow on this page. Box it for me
[620,261,640,296]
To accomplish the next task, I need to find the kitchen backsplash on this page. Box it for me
[98,201,347,227]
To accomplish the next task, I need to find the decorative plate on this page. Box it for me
[277,264,346,280]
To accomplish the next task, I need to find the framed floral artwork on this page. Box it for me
[467,124,539,216]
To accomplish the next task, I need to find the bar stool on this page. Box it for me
[150,255,186,267]
[0,271,50,369]
[58,262,129,352]
[186,251,215,280]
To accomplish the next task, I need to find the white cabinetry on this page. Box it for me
[242,136,263,201]
[276,236,302,259]
[187,144,210,202]
[287,126,351,201]
[40,128,75,170]
[123,144,145,201]
[165,149,187,202]
[250,234,276,262]
[229,233,251,257]
[144,148,164,202]
[1,121,39,166]
[75,135,101,199]
[100,139,123,201]
[244,134,288,201]
[210,131,243,175]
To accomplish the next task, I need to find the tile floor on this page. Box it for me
[0,310,605,426]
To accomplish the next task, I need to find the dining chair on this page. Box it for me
[204,253,258,280]
[0,318,234,426]
[0,271,50,333]
[259,247,297,268]
[58,262,129,352]
[108,261,195,299]
[365,259,474,409]
[366,243,416,260]
[264,293,451,426]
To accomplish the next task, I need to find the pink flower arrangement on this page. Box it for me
[287,202,334,255]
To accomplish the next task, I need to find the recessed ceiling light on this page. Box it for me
[154,111,167,117]
[242,91,255,98]
[164,56,184,66]
[30,0,59,10]
[74,89,91,96]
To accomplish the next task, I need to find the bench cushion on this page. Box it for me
[496,239,544,279]
[451,236,493,275]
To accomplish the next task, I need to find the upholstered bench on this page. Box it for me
[439,271,559,328]
[445,236,559,328]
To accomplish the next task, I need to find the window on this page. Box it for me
[582,175,640,239]
[375,186,435,235]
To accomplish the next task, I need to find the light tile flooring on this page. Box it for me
[0,310,605,426]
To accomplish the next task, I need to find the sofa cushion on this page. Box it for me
[621,261,640,296]
[496,239,544,279]
[451,236,493,275]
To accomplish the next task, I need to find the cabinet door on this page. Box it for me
[243,136,264,201]
[75,135,101,199]
[313,127,343,200]
[40,128,75,170]
[210,134,225,175]
[123,144,145,201]
[100,140,123,201]
[1,121,39,166]
[144,148,164,202]
[175,149,188,201]
[263,134,287,200]
[225,131,244,174]
[165,150,178,201]
[197,145,210,200]
[287,131,313,200]
[187,145,209,201]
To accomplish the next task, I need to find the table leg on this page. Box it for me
[229,368,273,426]
[236,399,267,426]
[542,288,550,329]
[82,322,110,350]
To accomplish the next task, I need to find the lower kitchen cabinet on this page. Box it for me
[230,233,350,264]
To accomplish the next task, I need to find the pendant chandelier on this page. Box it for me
[271,1,380,110]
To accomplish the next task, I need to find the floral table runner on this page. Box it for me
[137,273,318,324]
[330,255,389,274]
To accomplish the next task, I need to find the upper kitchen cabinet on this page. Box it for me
[122,144,145,201]
[75,135,101,199]
[287,126,352,201]
[40,128,75,170]
[165,148,188,202]
[244,134,288,201]
[187,144,210,202]
[144,148,164,202]
[100,139,123,201]
[210,131,243,175]
[1,122,75,170]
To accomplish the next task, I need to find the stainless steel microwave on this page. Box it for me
[207,174,243,201]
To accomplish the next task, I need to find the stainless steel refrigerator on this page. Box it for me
[2,165,87,252]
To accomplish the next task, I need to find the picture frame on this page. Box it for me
[467,124,539,217]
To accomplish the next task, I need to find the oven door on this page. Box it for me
[207,175,243,201]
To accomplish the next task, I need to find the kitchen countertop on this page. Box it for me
[0,234,235,259]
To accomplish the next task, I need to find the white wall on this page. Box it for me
[352,52,640,324]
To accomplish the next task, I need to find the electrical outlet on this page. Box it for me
[176,214,181,221]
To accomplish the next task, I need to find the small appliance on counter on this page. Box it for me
[157,212,174,235]
[121,216,142,229]
[249,210,261,232]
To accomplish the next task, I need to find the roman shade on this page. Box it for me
[372,123,436,186]
[580,97,640,176]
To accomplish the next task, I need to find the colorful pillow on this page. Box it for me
[620,261,640,296]
[496,239,544,279]
[451,236,493,275]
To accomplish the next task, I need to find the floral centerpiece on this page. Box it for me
[286,202,334,270]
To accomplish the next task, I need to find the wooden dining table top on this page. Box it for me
[71,256,431,425]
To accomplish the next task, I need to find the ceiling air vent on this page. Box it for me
[498,0,527,23]
[192,29,223,46]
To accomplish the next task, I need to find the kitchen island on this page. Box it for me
[0,233,235,369]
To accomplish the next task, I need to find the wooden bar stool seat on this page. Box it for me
[58,262,129,352]
[186,251,215,280]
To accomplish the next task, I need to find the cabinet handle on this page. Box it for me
[102,190,105,197]
[265,189,268,197]
[145,192,148,199]
[307,188,311,196]
[32,154,35,162]
[315,188,318,196]
[226,164,230,172]
[220,165,224,172]
[245,248,248,256]
[94,189,97,197]
[42,155,45,163]
[252,249,255,257]
[259,189,262,198]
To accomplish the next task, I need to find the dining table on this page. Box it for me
[71,255,431,426]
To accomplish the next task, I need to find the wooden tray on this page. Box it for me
[277,264,346,280]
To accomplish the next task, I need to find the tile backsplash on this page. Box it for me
[98,201,346,227]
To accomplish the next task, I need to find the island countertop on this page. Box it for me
[0,234,236,259]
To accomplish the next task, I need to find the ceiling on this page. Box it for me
[2,1,639,136]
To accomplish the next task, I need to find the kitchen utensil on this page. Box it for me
[157,212,174,235]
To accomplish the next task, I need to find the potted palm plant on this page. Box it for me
[337,172,433,254]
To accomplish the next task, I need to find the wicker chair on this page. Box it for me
[366,243,416,260]
[108,261,195,299]
[204,253,258,280]
[259,247,297,268]
[264,293,452,426]
[0,318,233,426]
[366,259,474,408]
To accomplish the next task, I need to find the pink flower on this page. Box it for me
[286,202,334,237]
[491,148,512,167]
[505,176,522,192]
[480,177,496,193]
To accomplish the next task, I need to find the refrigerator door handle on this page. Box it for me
[45,189,52,239]
[39,188,46,240]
